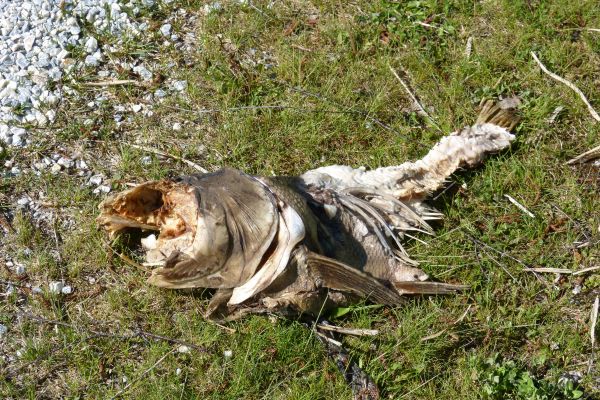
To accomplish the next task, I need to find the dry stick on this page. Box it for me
[567,144,600,165]
[388,65,443,132]
[531,52,600,122]
[83,80,141,87]
[400,372,442,399]
[589,296,599,374]
[111,347,177,399]
[470,237,517,281]
[0,279,28,288]
[122,142,208,173]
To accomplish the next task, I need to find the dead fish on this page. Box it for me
[97,99,519,321]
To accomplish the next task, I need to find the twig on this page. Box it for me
[531,52,600,122]
[414,21,449,34]
[470,238,517,281]
[504,194,535,218]
[314,331,343,347]
[567,144,600,165]
[122,142,208,173]
[432,182,456,201]
[573,266,600,276]
[83,80,141,87]
[0,279,29,288]
[111,347,176,399]
[16,312,209,353]
[589,296,599,374]
[559,28,600,33]
[290,44,312,52]
[316,323,379,337]
[388,65,442,132]
[463,230,549,287]
[281,82,412,141]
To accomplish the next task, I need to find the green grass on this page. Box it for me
[1,0,599,398]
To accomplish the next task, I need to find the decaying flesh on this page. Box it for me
[97,99,519,321]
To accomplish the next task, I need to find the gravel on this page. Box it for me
[0,0,148,147]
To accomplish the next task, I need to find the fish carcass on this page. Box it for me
[97,99,519,320]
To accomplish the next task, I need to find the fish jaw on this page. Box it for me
[96,180,200,269]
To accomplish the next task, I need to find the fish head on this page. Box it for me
[97,168,280,290]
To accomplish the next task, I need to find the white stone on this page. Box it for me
[23,35,35,52]
[223,350,233,358]
[14,264,26,275]
[132,104,142,113]
[177,345,190,353]
[49,281,63,294]
[89,174,103,186]
[0,324,7,337]
[133,65,152,81]
[61,285,73,295]
[84,37,98,54]
[160,24,172,37]
[57,157,74,168]
[50,163,61,174]
[85,54,99,66]
[172,80,187,92]
[172,122,182,131]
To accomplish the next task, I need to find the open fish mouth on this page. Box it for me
[97,181,199,268]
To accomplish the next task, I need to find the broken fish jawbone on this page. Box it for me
[96,180,201,267]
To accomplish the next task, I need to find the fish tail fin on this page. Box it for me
[476,97,521,131]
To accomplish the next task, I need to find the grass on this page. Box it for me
[1,0,599,398]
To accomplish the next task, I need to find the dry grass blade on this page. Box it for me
[316,323,379,337]
[421,305,472,342]
[388,64,442,132]
[110,347,177,399]
[531,52,600,122]
[589,296,599,373]
[504,194,535,218]
[122,142,208,173]
[591,297,599,347]
[524,267,572,274]
[573,266,600,276]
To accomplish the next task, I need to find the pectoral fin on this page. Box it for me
[306,252,404,306]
